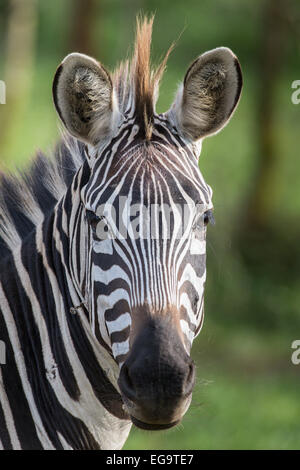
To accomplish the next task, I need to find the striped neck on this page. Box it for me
[0,163,131,449]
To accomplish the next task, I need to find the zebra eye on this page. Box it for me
[203,210,215,226]
[86,209,110,239]
[193,209,215,231]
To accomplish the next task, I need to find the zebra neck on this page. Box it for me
[0,172,131,449]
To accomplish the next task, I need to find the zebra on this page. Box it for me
[0,17,242,449]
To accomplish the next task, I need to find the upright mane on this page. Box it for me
[0,15,173,259]
[112,15,173,139]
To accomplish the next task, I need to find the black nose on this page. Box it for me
[120,357,195,402]
[118,317,195,426]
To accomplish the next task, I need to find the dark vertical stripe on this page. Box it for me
[0,401,13,449]
[0,267,43,449]
[2,255,102,449]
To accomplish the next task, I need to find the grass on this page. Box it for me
[124,372,300,450]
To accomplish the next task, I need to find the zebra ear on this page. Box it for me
[52,53,119,145]
[168,47,242,141]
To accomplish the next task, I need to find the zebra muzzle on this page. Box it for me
[118,316,195,430]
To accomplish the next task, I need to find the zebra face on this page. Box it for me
[82,132,213,356]
[80,130,214,429]
[53,24,242,430]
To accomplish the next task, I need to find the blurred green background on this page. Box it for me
[0,0,299,450]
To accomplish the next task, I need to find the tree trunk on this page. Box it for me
[242,0,290,231]
[68,0,97,56]
[0,0,37,167]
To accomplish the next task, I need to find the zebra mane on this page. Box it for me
[0,136,85,258]
[112,15,174,140]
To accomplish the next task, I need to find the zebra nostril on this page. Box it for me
[119,364,136,401]
[188,362,194,380]
[124,367,133,388]
[184,362,195,396]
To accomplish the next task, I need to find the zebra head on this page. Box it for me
[53,18,242,431]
